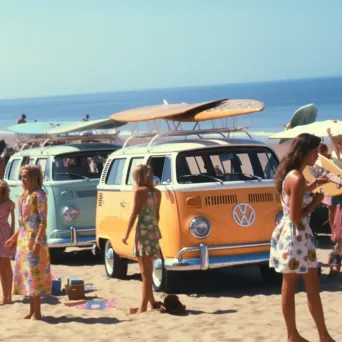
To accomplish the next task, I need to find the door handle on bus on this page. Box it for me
[120,201,126,207]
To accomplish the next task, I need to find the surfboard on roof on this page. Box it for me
[110,98,263,123]
[47,118,126,135]
[7,118,125,136]
[7,121,69,135]
[170,99,264,122]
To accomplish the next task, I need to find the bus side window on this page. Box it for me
[36,158,50,180]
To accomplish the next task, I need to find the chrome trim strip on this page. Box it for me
[177,241,270,262]
[164,251,269,271]
[48,227,96,248]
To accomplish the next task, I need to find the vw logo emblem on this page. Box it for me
[232,203,256,227]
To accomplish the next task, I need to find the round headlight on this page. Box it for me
[189,216,211,239]
[63,207,80,223]
[275,211,283,225]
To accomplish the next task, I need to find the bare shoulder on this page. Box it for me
[8,199,15,207]
[135,187,149,199]
[287,170,305,188]
[135,187,148,194]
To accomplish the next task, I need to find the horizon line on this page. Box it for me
[0,74,340,102]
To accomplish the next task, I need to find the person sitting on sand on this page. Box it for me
[17,114,27,124]
[5,165,51,320]
[122,164,162,314]
[270,133,335,342]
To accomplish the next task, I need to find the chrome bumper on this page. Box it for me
[155,242,270,272]
[48,227,96,248]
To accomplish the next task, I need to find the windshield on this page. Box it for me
[53,151,112,181]
[176,147,279,184]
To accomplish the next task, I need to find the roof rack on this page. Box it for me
[122,126,252,151]
[16,132,121,152]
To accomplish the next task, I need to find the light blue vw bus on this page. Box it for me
[4,142,120,260]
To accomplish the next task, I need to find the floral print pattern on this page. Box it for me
[133,190,162,258]
[0,200,15,258]
[269,173,318,274]
[13,190,51,296]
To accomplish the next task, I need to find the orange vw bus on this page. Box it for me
[94,100,283,292]
[94,132,282,292]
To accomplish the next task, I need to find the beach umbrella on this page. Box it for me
[269,120,342,140]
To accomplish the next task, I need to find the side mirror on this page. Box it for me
[153,176,161,186]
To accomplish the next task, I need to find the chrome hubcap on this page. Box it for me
[152,258,163,288]
[105,242,114,275]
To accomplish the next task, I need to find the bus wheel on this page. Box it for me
[104,240,127,279]
[152,257,178,293]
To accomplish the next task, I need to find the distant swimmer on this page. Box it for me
[83,114,90,121]
[17,114,27,124]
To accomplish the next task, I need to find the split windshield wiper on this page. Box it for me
[181,174,224,184]
[54,172,89,180]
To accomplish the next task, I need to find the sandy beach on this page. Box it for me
[0,243,341,342]
[0,133,340,342]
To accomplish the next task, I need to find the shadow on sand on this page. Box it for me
[42,315,126,325]
[49,236,341,299]
[51,248,102,266]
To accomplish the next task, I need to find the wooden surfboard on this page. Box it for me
[110,99,227,122]
[303,154,342,197]
[169,99,264,122]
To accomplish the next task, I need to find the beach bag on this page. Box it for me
[160,294,186,315]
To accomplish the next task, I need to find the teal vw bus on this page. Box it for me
[4,142,121,260]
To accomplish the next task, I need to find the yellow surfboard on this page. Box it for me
[303,154,342,197]
[110,99,226,122]
[170,99,264,122]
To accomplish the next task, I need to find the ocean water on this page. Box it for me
[0,76,341,142]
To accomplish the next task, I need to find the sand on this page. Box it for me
[0,133,340,342]
[0,244,341,342]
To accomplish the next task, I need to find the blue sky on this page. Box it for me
[0,0,341,99]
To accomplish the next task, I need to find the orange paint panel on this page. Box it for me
[175,188,281,258]
[96,188,181,260]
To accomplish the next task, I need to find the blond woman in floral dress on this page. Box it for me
[6,165,51,320]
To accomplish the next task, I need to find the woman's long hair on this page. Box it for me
[0,180,10,203]
[20,164,43,192]
[274,133,321,194]
[133,164,151,188]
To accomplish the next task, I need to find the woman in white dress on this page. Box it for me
[270,133,335,342]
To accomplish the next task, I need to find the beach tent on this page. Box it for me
[269,120,342,140]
